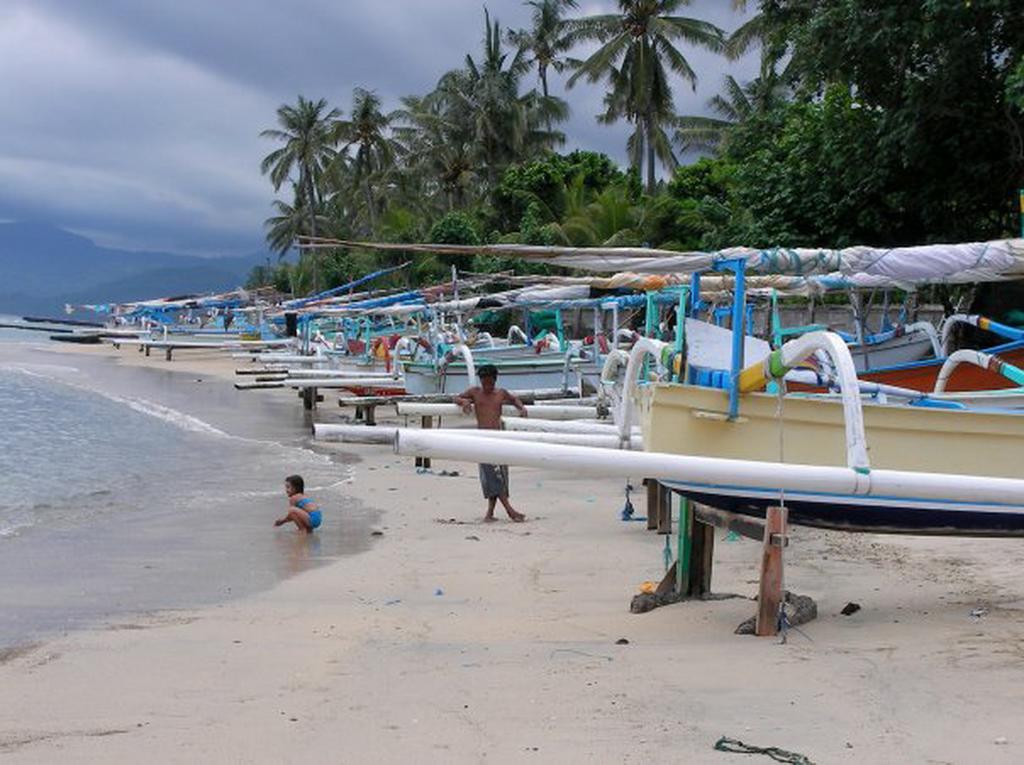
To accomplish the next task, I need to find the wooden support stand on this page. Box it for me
[655,497,716,599]
[302,386,317,411]
[165,347,173,361]
[645,480,658,530]
[643,480,674,534]
[354,403,377,424]
[415,415,433,469]
[656,485,672,536]
[755,506,788,637]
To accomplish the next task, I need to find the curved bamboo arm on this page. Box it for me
[737,331,870,476]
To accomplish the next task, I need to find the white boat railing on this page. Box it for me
[934,349,1024,393]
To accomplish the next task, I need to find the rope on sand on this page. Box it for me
[714,736,815,765]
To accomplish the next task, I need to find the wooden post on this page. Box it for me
[416,415,432,469]
[672,498,715,598]
[676,497,693,595]
[689,518,715,597]
[656,483,672,535]
[755,506,788,637]
[645,479,658,530]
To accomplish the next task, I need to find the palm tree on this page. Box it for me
[674,72,786,152]
[333,88,401,235]
[566,0,724,193]
[438,9,568,186]
[260,96,341,241]
[264,193,308,257]
[725,0,766,62]
[392,93,478,210]
[507,0,578,128]
[555,183,641,245]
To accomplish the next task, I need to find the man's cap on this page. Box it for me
[478,364,498,379]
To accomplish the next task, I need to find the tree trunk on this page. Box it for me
[645,115,656,195]
[363,180,377,236]
[302,168,319,294]
[541,65,551,134]
[302,169,318,240]
[635,125,646,182]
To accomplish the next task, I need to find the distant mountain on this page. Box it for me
[0,222,270,315]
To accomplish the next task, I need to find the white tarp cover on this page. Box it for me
[328,238,1024,287]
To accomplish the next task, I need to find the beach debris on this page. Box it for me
[994,737,1008,745]
[465,535,480,541]
[630,590,682,613]
[639,581,657,594]
[384,599,401,606]
[371,530,384,536]
[736,592,817,636]
[970,607,988,620]
[549,648,613,662]
[434,588,444,596]
[714,736,814,764]
[840,602,861,616]
[615,638,629,645]
[438,470,460,477]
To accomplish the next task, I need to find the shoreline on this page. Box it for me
[0,341,378,649]
[0,343,1023,761]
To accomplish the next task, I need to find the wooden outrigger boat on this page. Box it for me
[340,236,1024,540]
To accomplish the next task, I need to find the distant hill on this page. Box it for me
[0,222,270,315]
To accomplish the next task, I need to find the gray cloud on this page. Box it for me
[0,0,754,255]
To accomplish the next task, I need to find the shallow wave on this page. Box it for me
[2,364,232,440]
[0,362,82,377]
[116,396,230,438]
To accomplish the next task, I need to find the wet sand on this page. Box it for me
[1,343,1023,762]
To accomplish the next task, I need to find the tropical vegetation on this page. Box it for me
[253,1,1024,297]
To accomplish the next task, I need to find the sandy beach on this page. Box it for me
[2,345,1024,763]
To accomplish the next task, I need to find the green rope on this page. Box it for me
[714,737,815,765]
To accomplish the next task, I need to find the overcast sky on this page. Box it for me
[0,1,755,256]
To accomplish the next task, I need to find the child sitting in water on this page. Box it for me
[274,474,322,532]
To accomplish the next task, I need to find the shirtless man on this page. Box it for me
[454,364,527,522]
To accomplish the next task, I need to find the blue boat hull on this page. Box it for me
[662,481,1024,538]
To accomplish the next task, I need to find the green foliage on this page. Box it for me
[1008,58,1024,110]
[724,87,896,247]
[428,211,482,245]
[667,158,733,204]
[492,150,623,230]
[765,0,1024,242]
[641,196,705,250]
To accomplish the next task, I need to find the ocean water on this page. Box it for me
[0,317,374,646]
